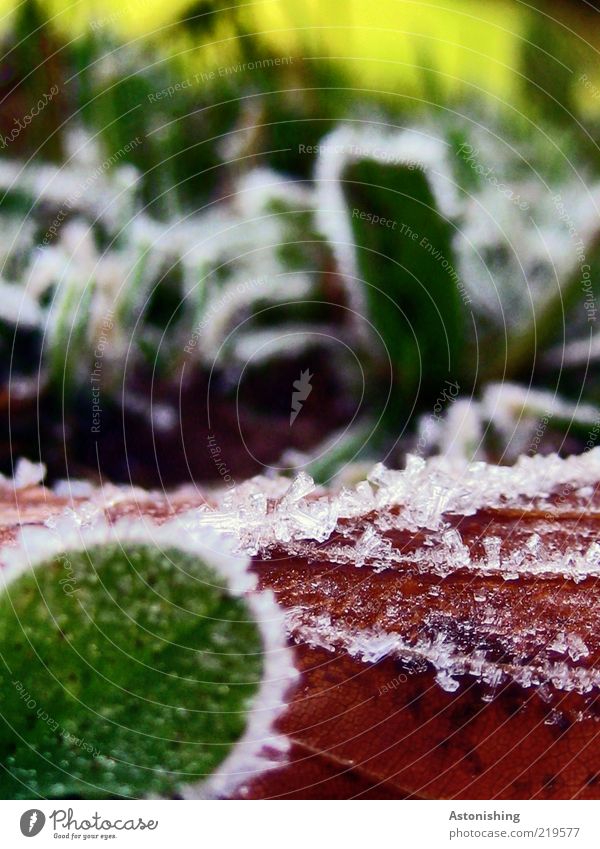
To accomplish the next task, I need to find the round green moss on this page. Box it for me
[0,543,263,799]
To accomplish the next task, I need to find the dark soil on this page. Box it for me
[0,351,359,488]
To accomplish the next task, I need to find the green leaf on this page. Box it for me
[343,157,464,415]
[0,543,263,799]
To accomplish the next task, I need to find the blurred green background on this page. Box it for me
[1,0,600,485]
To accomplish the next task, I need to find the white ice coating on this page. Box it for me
[2,118,600,411]
[451,128,600,327]
[312,123,600,343]
[176,448,600,554]
[181,470,339,555]
[176,449,600,697]
[321,527,600,582]
[361,448,600,530]
[0,131,328,375]
[230,323,339,364]
[314,124,460,336]
[481,382,600,441]
[417,382,600,464]
[5,447,600,700]
[547,333,600,367]
[0,280,44,327]
[0,458,47,490]
[41,447,600,565]
[0,155,139,233]
[281,525,600,584]
[0,514,298,798]
[286,610,600,696]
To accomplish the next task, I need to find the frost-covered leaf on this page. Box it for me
[0,521,294,799]
[4,450,600,797]
[232,448,600,799]
[315,126,464,409]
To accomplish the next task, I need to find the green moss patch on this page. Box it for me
[0,543,263,799]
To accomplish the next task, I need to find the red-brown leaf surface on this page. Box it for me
[241,512,600,799]
[3,451,600,799]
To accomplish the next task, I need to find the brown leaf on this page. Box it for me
[236,473,600,798]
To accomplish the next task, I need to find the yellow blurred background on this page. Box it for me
[3,0,599,116]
